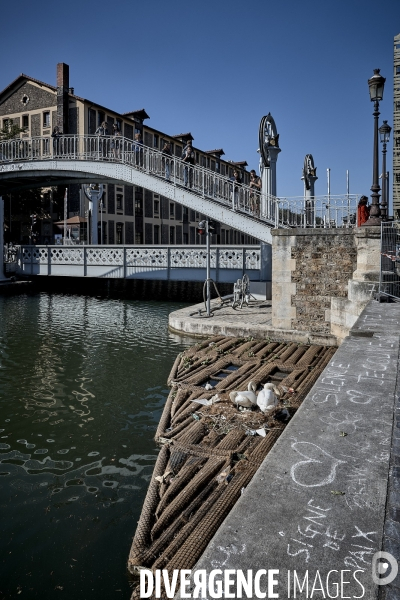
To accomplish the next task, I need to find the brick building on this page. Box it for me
[0,63,257,246]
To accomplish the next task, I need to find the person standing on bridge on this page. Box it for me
[182,140,195,187]
[133,132,144,168]
[95,121,108,158]
[111,129,122,160]
[357,195,370,226]
[231,169,242,211]
[162,141,173,181]
[249,169,262,216]
[52,126,62,156]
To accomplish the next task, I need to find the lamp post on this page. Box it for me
[197,219,213,317]
[363,69,386,226]
[379,120,391,221]
[100,198,103,244]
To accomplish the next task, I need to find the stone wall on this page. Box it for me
[272,227,381,343]
[272,229,357,335]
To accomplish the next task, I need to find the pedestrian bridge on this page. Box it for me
[0,135,359,245]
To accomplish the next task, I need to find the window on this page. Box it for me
[98,111,105,126]
[3,119,9,129]
[22,115,29,128]
[116,193,123,211]
[116,118,122,132]
[135,197,143,216]
[154,225,160,244]
[135,232,143,244]
[169,203,175,219]
[211,160,215,171]
[154,134,159,148]
[43,112,50,128]
[170,226,175,244]
[154,199,160,215]
[116,223,123,244]
[221,164,225,176]
[396,66,400,75]
[396,101,400,111]
[183,233,188,244]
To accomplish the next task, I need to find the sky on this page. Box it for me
[1,0,399,204]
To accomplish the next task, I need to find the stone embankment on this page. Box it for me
[174,299,400,599]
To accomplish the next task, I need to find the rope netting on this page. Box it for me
[128,336,336,599]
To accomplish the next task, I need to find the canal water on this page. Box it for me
[0,292,193,599]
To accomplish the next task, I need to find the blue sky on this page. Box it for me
[1,0,399,203]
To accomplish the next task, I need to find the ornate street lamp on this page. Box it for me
[379,120,391,220]
[363,69,386,226]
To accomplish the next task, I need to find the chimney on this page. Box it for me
[56,63,69,134]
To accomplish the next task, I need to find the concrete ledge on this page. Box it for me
[176,299,400,598]
[168,299,338,346]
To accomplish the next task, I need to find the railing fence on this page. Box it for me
[380,221,400,300]
[0,135,359,230]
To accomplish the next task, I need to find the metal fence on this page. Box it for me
[0,134,359,230]
[380,220,400,300]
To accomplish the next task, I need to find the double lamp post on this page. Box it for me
[364,69,392,225]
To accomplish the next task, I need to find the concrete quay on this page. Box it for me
[174,299,400,599]
[168,299,338,346]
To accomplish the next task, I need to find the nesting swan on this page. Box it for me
[229,382,257,408]
[257,383,280,413]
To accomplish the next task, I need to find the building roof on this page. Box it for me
[204,149,225,157]
[172,132,194,142]
[230,160,248,167]
[122,109,150,122]
[0,73,56,100]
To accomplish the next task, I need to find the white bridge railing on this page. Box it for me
[17,244,262,281]
[0,135,359,228]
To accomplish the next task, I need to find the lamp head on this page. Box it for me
[368,69,386,102]
[379,120,391,143]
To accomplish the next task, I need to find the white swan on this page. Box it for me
[257,383,280,413]
[229,382,257,408]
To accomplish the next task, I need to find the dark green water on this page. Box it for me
[0,293,193,599]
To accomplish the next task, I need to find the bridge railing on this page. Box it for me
[0,135,359,229]
[16,244,262,281]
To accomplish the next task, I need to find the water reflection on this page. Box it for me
[0,293,192,599]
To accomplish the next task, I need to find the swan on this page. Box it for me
[229,382,257,408]
[257,383,280,413]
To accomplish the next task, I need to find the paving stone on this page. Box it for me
[384,518,400,541]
